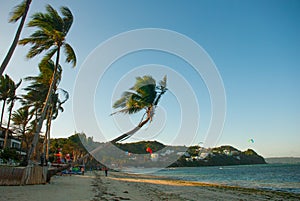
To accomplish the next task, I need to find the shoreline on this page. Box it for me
[1,170,299,201]
[94,171,300,201]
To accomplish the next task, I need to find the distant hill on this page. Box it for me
[114,141,266,167]
[170,144,266,167]
[50,135,266,168]
[265,157,300,164]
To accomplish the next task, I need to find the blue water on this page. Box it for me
[152,164,300,194]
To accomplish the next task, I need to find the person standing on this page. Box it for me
[81,166,85,175]
[104,167,108,176]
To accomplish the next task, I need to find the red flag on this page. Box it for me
[146,147,153,154]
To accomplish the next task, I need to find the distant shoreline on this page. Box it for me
[265,157,300,164]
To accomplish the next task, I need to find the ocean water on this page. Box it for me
[152,164,300,194]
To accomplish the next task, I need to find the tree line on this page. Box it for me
[1,1,169,168]
[0,1,76,166]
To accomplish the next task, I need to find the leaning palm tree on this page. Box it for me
[18,4,76,163]
[111,75,167,143]
[0,0,32,75]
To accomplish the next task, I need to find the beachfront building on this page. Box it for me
[0,128,21,149]
[0,127,24,154]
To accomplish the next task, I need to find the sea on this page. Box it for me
[151,163,300,194]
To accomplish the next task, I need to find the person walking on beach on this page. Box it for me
[81,166,85,175]
[104,167,108,176]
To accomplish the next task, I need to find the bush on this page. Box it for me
[0,148,20,162]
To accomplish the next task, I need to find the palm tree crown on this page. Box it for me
[111,75,167,143]
[0,75,21,127]
[19,4,76,66]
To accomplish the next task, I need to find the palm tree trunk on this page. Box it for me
[0,0,32,75]
[4,100,15,148]
[76,108,153,163]
[3,100,14,148]
[42,109,51,165]
[42,108,50,159]
[27,47,60,165]
[42,132,47,165]
[45,107,52,161]
[76,114,152,166]
[46,115,52,161]
[0,100,6,127]
[111,107,152,143]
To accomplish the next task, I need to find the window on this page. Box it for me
[11,141,20,149]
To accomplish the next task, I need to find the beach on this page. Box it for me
[1,171,299,201]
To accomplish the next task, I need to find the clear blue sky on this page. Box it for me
[0,0,299,157]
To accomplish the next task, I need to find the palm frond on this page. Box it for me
[63,43,76,67]
[9,0,27,23]
[45,4,64,31]
[26,46,46,58]
[40,47,57,65]
[159,75,167,89]
[60,6,73,33]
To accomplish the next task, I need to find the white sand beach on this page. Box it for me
[1,171,299,201]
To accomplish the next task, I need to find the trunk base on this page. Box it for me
[0,165,48,185]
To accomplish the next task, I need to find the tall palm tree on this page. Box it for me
[111,75,167,143]
[23,60,64,163]
[3,78,22,148]
[0,0,32,75]
[18,5,76,163]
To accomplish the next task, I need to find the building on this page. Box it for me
[0,127,21,150]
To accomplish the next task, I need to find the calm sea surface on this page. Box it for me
[152,164,300,194]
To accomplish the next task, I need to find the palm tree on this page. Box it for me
[111,75,167,143]
[18,5,76,163]
[43,88,69,162]
[22,60,64,163]
[3,78,22,148]
[0,75,11,127]
[11,106,33,157]
[0,0,32,75]
[22,60,62,118]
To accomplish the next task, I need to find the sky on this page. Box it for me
[0,0,299,157]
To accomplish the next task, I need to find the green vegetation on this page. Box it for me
[0,3,76,167]
[19,4,77,164]
[0,148,19,163]
[115,141,165,154]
